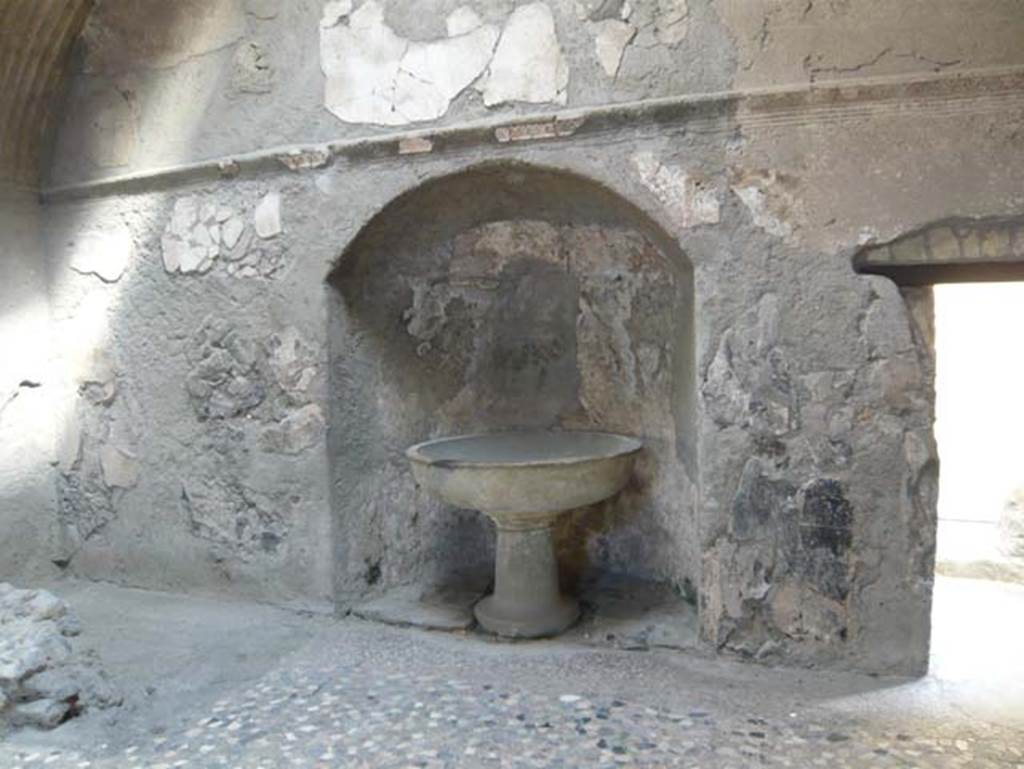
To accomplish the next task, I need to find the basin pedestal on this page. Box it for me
[474,520,579,638]
[405,430,642,640]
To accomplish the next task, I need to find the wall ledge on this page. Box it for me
[42,65,1024,204]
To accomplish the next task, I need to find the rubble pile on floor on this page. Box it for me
[0,584,119,730]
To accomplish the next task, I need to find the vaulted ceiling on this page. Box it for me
[0,0,93,188]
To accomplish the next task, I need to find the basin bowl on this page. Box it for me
[407,430,642,638]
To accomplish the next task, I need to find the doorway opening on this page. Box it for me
[930,282,1024,698]
[854,218,1024,684]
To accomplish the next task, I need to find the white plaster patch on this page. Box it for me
[57,418,82,474]
[74,349,117,405]
[591,19,635,77]
[267,327,318,398]
[446,6,483,36]
[320,0,499,126]
[222,216,245,250]
[482,3,569,107]
[654,0,689,46]
[162,197,246,274]
[253,192,282,239]
[731,171,796,239]
[320,1,406,125]
[232,41,274,94]
[632,152,720,228]
[68,223,133,283]
[395,26,500,123]
[320,0,352,27]
[99,444,139,489]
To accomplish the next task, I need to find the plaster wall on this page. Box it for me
[0,184,58,581]
[29,0,1024,673]
[46,0,1024,189]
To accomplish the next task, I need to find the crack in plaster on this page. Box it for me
[805,45,962,83]
[319,1,574,125]
[320,1,504,126]
[0,381,41,423]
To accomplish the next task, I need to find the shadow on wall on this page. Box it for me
[326,163,699,604]
[50,0,245,184]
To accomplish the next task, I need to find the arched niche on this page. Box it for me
[326,162,699,605]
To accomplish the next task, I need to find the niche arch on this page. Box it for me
[327,162,699,605]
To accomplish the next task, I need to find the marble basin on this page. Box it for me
[407,430,642,638]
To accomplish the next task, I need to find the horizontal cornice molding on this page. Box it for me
[42,65,1024,204]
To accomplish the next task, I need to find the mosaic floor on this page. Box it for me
[1,577,1022,768]
[5,662,1022,768]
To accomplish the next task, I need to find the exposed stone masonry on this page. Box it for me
[0,585,118,731]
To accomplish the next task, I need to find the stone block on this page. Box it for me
[860,245,892,264]
[259,404,326,454]
[925,227,961,263]
[351,585,484,631]
[482,3,569,107]
[1013,228,1024,259]
[573,573,698,651]
[253,192,282,239]
[9,698,69,729]
[0,585,119,731]
[953,226,981,260]
[889,234,927,264]
[977,227,1012,261]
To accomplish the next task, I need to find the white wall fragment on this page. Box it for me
[320,0,352,27]
[395,25,500,122]
[320,0,499,125]
[731,171,797,239]
[654,0,689,46]
[446,6,483,36]
[222,216,245,249]
[633,152,720,228]
[482,3,569,107]
[57,418,82,474]
[99,444,139,489]
[162,196,214,273]
[253,192,282,239]
[320,1,407,125]
[592,19,635,77]
[68,223,133,283]
[162,196,248,274]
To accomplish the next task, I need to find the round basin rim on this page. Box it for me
[405,430,643,468]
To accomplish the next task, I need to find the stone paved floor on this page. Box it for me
[1,577,1022,768]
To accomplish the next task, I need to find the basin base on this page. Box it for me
[474,593,580,639]
[474,520,580,639]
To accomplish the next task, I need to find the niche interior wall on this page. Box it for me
[327,164,699,604]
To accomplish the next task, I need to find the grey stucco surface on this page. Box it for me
[0,184,58,583]
[11,0,1024,674]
